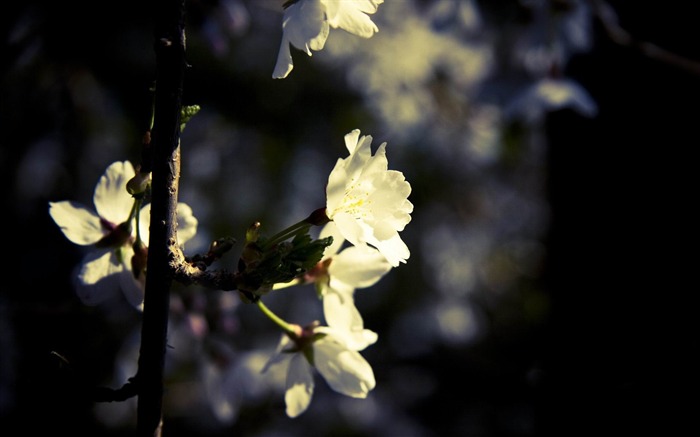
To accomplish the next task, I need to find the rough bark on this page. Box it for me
[136,0,186,435]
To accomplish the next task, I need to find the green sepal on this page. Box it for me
[237,230,333,300]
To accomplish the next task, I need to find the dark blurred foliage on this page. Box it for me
[1,1,698,436]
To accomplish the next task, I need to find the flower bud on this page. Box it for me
[126,169,152,196]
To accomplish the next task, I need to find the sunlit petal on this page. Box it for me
[314,336,376,398]
[285,353,314,418]
[75,250,124,305]
[93,161,136,224]
[49,201,104,245]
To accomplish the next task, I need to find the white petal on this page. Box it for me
[330,245,392,289]
[137,204,152,245]
[323,288,360,330]
[137,203,198,248]
[93,161,136,224]
[326,3,379,37]
[342,133,373,180]
[75,250,124,305]
[78,249,122,285]
[273,37,294,79]
[323,292,377,350]
[368,231,410,267]
[285,353,314,418]
[284,0,329,54]
[325,160,349,216]
[332,212,367,247]
[119,269,145,310]
[49,201,104,245]
[343,129,362,154]
[314,336,375,398]
[319,222,345,259]
[262,334,294,373]
[176,203,198,246]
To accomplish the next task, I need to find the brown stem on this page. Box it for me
[136,0,186,435]
[590,0,700,76]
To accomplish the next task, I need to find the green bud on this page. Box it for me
[305,207,330,226]
[126,169,152,196]
[180,104,201,131]
[246,222,261,243]
[208,237,236,258]
[236,228,333,301]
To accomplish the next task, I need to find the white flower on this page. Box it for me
[312,222,391,349]
[326,129,413,267]
[49,161,198,309]
[273,0,384,79]
[503,77,598,122]
[262,323,376,418]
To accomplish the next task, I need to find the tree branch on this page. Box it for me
[136,0,187,435]
[590,0,700,76]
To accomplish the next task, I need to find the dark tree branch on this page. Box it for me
[590,0,700,76]
[93,377,140,402]
[136,0,187,435]
[171,245,242,290]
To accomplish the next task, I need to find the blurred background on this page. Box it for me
[1,1,697,436]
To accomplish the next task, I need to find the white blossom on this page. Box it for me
[49,161,198,309]
[262,323,376,418]
[273,0,384,79]
[326,129,413,267]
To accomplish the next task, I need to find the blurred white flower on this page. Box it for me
[262,323,376,418]
[273,0,384,78]
[326,129,413,267]
[503,77,598,122]
[49,160,198,309]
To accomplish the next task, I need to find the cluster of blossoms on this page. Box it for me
[49,161,198,310]
[264,129,411,417]
[50,129,412,417]
[49,0,406,421]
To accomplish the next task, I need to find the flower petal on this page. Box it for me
[332,211,367,247]
[324,0,380,37]
[75,250,124,305]
[138,204,151,244]
[285,353,314,418]
[49,201,104,245]
[319,221,345,259]
[93,161,136,225]
[176,203,198,246]
[368,230,410,267]
[119,269,145,311]
[322,291,378,350]
[273,36,294,79]
[262,334,295,373]
[314,336,375,398]
[137,203,198,247]
[329,245,392,289]
[284,0,329,54]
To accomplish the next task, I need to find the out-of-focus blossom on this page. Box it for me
[49,160,198,309]
[262,322,376,418]
[273,0,384,78]
[503,77,598,122]
[325,129,412,267]
[322,1,492,145]
[516,0,593,75]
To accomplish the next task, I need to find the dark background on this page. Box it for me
[1,1,697,436]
